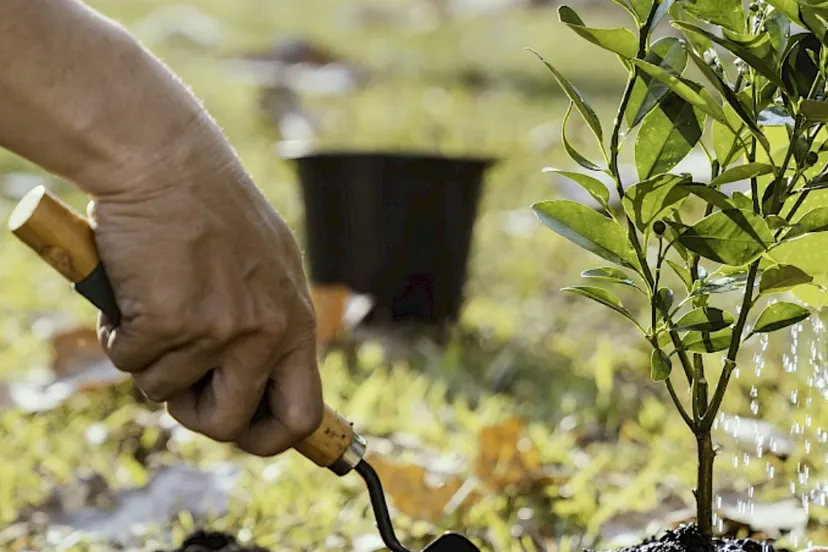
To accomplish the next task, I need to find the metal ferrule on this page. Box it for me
[329,433,367,476]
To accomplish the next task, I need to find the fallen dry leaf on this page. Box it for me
[475,416,548,492]
[366,454,480,525]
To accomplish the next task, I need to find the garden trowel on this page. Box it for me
[8,185,481,552]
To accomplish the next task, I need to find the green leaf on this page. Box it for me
[562,103,603,171]
[673,21,786,89]
[623,173,692,233]
[781,34,821,99]
[802,172,828,191]
[711,163,775,186]
[800,6,828,44]
[631,59,727,123]
[765,0,805,25]
[562,286,642,329]
[690,274,749,297]
[529,49,604,144]
[671,2,721,56]
[680,184,737,211]
[663,221,692,261]
[673,307,736,332]
[748,301,810,338]
[679,0,744,32]
[653,0,678,27]
[627,37,689,128]
[635,93,706,180]
[800,99,828,123]
[671,209,774,266]
[784,206,828,240]
[720,29,774,59]
[766,215,790,230]
[685,48,771,154]
[650,348,672,382]
[681,328,734,353]
[796,0,828,18]
[731,191,753,210]
[759,264,814,295]
[628,0,654,20]
[713,105,748,166]
[533,200,640,269]
[667,259,693,291]
[582,266,642,291]
[543,168,610,207]
[765,8,791,58]
[558,6,639,59]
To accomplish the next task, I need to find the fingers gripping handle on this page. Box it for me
[8,185,365,475]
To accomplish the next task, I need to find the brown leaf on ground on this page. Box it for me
[475,416,551,492]
[366,454,480,525]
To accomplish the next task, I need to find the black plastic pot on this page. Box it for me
[289,151,495,329]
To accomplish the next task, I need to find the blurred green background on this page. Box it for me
[0,1,826,551]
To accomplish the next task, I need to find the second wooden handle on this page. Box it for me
[8,185,363,473]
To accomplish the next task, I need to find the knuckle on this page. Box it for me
[206,313,238,345]
[258,315,287,340]
[282,398,323,441]
[204,418,247,443]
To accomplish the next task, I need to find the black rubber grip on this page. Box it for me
[74,263,121,325]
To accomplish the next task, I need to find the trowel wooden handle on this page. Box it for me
[8,185,366,475]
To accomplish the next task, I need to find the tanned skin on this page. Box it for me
[0,0,323,456]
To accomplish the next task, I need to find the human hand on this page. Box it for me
[87,129,323,457]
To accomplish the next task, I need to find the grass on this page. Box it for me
[0,1,827,550]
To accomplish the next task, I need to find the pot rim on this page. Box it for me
[281,148,498,167]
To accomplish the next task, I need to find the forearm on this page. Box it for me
[0,0,233,198]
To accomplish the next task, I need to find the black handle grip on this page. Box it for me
[74,263,122,325]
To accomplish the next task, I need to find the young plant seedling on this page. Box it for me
[530,0,828,537]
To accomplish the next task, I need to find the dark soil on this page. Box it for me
[158,530,270,552]
[586,524,786,552]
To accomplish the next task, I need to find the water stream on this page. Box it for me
[712,299,828,548]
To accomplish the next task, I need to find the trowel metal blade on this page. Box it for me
[421,532,481,551]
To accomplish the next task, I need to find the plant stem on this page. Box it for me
[666,377,694,429]
[609,0,661,292]
[692,354,708,423]
[701,261,760,430]
[696,430,715,536]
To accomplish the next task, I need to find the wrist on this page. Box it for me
[76,107,239,201]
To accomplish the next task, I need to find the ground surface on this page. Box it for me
[0,1,827,551]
